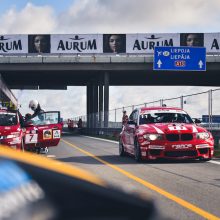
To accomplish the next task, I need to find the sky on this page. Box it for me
[1,0,220,119]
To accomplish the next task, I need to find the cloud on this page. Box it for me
[0,3,56,34]
[56,0,220,33]
[1,0,220,34]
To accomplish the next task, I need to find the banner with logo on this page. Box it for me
[126,33,180,54]
[51,34,102,53]
[0,35,28,54]
[0,33,220,54]
[204,33,220,53]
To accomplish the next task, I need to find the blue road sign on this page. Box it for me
[154,46,206,71]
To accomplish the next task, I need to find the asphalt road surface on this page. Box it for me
[47,134,220,220]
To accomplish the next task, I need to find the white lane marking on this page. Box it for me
[82,135,118,144]
[47,155,56,158]
[208,160,220,165]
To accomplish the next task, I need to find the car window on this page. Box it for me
[29,112,60,126]
[129,110,138,122]
[139,113,193,124]
[133,110,138,123]
[0,112,18,126]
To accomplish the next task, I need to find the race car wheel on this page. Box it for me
[119,139,125,157]
[134,141,142,162]
[199,157,211,162]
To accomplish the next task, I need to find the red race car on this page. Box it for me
[0,108,62,153]
[23,111,62,153]
[119,107,214,162]
[0,108,24,150]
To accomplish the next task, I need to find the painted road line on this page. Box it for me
[62,139,220,220]
[47,155,56,158]
[208,160,220,165]
[82,135,118,144]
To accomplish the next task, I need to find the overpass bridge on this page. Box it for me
[0,54,220,128]
[1,33,220,128]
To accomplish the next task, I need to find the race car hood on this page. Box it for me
[138,123,207,134]
[0,125,20,135]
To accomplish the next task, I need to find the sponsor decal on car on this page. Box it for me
[43,129,52,140]
[172,144,192,149]
[53,130,60,139]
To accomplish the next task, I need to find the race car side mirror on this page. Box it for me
[194,118,201,124]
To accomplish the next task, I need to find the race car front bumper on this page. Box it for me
[140,143,213,160]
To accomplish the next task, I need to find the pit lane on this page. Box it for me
[47,134,220,220]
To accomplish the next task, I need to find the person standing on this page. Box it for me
[122,110,128,126]
[29,100,44,119]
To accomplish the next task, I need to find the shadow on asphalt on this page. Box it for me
[58,154,206,165]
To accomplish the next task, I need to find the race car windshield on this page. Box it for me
[30,112,60,125]
[139,113,194,124]
[0,112,18,126]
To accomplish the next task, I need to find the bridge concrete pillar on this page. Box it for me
[99,84,103,128]
[104,72,109,128]
[86,83,92,128]
[92,83,98,129]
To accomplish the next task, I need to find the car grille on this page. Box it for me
[165,151,197,157]
[166,134,179,141]
[181,134,193,141]
[166,134,193,141]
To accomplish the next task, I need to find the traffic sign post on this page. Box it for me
[154,46,206,71]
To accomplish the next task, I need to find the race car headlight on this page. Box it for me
[143,134,163,141]
[196,132,210,140]
[5,132,20,139]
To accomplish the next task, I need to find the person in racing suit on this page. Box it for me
[29,100,47,154]
[29,100,44,119]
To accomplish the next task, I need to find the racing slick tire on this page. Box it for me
[199,157,211,162]
[134,140,142,162]
[119,139,125,157]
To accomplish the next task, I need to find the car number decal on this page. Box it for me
[25,134,38,144]
[168,125,187,131]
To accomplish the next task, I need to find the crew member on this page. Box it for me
[122,110,128,126]
[29,100,44,118]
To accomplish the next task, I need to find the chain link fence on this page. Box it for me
[69,88,220,131]
[65,88,220,147]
